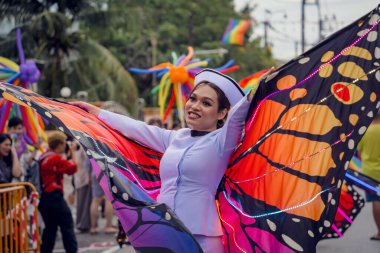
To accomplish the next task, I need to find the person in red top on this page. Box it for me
[38,131,78,253]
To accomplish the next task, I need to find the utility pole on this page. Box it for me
[263,9,286,48]
[301,0,306,52]
[264,21,269,48]
[316,0,322,41]
[301,0,322,52]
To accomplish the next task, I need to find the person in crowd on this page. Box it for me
[8,117,43,183]
[171,121,182,130]
[0,133,21,183]
[357,111,380,241]
[75,146,92,232]
[38,131,78,253]
[147,117,163,128]
[89,170,117,234]
[7,116,26,159]
[22,136,44,192]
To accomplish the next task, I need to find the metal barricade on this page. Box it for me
[0,182,41,253]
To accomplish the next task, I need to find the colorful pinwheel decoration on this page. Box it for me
[0,28,46,147]
[129,46,239,125]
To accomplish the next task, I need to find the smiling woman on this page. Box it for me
[71,68,271,253]
[185,82,230,132]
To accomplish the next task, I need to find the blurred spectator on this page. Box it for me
[21,136,44,193]
[75,146,92,232]
[147,118,163,128]
[38,131,78,253]
[8,116,43,183]
[0,133,21,183]
[7,117,26,159]
[63,137,76,206]
[90,170,117,234]
[171,121,182,130]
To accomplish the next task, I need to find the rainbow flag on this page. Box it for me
[239,69,270,93]
[221,19,252,45]
[349,155,362,171]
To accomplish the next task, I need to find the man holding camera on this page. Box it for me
[39,131,78,253]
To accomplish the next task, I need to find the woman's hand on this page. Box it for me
[68,140,78,162]
[11,145,17,157]
[70,101,101,117]
[247,67,277,102]
[34,136,43,149]
[11,146,22,178]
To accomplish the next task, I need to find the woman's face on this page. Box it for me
[0,138,12,157]
[8,124,24,138]
[185,84,227,131]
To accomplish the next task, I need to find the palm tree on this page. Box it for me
[0,0,86,22]
[0,5,138,114]
[27,11,138,114]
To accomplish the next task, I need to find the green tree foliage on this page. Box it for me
[0,1,138,114]
[0,0,277,110]
[80,0,239,66]
[70,39,138,114]
[29,12,138,114]
[80,0,276,106]
[0,0,87,22]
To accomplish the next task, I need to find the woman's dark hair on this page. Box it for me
[0,133,13,166]
[191,82,231,128]
[148,118,163,128]
[7,117,23,129]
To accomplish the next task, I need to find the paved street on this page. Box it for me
[317,200,379,253]
[52,202,379,253]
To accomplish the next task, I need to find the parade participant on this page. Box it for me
[72,68,272,252]
[38,131,78,253]
[357,111,380,241]
[0,133,21,183]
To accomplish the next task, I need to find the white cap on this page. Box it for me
[194,68,244,107]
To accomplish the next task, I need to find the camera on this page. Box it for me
[65,141,81,153]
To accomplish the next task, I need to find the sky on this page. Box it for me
[234,0,379,61]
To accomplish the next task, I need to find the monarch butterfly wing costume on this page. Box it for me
[323,180,365,239]
[217,5,380,253]
[324,156,380,239]
[323,155,380,239]
[2,6,380,253]
[0,85,202,253]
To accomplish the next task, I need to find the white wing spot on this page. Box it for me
[44,112,52,118]
[367,31,378,42]
[298,57,310,64]
[348,139,355,150]
[122,193,129,201]
[165,212,172,220]
[266,219,277,232]
[358,126,367,135]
